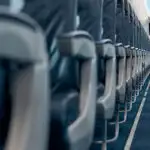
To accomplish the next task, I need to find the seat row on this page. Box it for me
[0,0,150,150]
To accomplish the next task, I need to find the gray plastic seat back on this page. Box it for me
[139,50,142,75]
[142,50,145,70]
[116,43,126,103]
[96,39,116,119]
[58,31,97,150]
[132,49,137,80]
[0,9,50,150]
[125,46,132,85]
[136,49,140,76]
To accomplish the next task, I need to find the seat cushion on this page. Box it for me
[52,90,79,125]
[50,90,79,149]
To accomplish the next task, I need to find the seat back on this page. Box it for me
[49,0,97,149]
[95,0,116,119]
[58,31,97,150]
[125,46,132,91]
[0,9,49,150]
[116,44,126,103]
[123,1,133,93]
[135,49,140,78]
[126,2,136,95]
[103,0,116,42]
[115,0,126,103]
[96,39,116,119]
[132,49,137,79]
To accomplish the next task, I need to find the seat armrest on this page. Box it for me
[58,31,96,59]
[96,39,115,58]
[116,43,126,57]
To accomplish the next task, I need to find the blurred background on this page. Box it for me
[128,0,150,36]
[9,0,150,37]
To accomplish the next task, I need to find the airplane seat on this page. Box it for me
[135,48,140,96]
[124,3,138,105]
[96,39,116,119]
[55,31,97,150]
[115,43,126,104]
[124,2,134,106]
[113,0,132,114]
[107,0,129,125]
[0,8,49,150]
[47,0,97,149]
[93,1,117,148]
[141,50,145,85]
[143,50,147,81]
[97,58,105,97]
[115,2,128,105]
[131,48,138,103]
[139,50,143,91]
[125,46,132,96]
[98,0,116,118]
[78,0,105,117]
[78,1,116,149]
[94,38,116,143]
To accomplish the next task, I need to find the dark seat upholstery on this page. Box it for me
[0,9,49,150]
[97,58,105,96]
[51,57,80,126]
[50,89,79,150]
[78,0,105,98]
[0,65,7,121]
[49,48,80,150]
[21,0,97,149]
[0,63,25,148]
[24,1,81,146]
[0,63,10,148]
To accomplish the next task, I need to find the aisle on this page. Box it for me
[130,81,150,150]
[108,77,149,150]
[91,76,150,150]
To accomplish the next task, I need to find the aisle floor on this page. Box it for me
[92,76,150,150]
